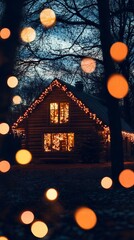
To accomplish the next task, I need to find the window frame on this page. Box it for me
[49,102,70,125]
[44,132,74,152]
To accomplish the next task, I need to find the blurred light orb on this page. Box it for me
[20,210,34,224]
[45,188,58,201]
[0,28,11,39]
[110,42,128,62]
[0,123,10,135]
[40,8,56,28]
[31,221,48,238]
[12,95,22,105]
[74,207,97,230]
[107,74,129,99]
[15,149,32,165]
[0,160,11,173]
[20,27,36,43]
[7,76,18,88]
[119,169,134,188]
[101,176,113,189]
[0,236,9,240]
[81,58,96,73]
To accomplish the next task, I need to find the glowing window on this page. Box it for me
[50,102,69,124]
[50,103,58,123]
[44,133,74,152]
[60,103,69,123]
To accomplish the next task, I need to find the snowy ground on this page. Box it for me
[0,162,134,240]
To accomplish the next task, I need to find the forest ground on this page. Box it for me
[0,162,134,240]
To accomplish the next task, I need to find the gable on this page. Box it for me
[12,79,134,143]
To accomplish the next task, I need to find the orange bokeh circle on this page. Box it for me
[74,207,97,230]
[110,42,128,62]
[119,169,134,188]
[107,74,129,99]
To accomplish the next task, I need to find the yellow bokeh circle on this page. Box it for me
[110,42,128,62]
[45,188,58,201]
[20,210,34,224]
[0,236,9,240]
[107,74,129,99]
[15,149,32,165]
[101,176,113,189]
[7,76,18,88]
[20,27,36,43]
[40,8,56,28]
[74,207,97,230]
[119,169,134,188]
[0,123,10,135]
[31,221,48,238]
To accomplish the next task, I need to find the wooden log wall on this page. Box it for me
[19,87,107,163]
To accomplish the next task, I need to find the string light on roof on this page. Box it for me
[11,80,134,143]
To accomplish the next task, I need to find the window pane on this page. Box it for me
[68,133,74,151]
[50,103,58,123]
[44,133,51,152]
[44,133,74,152]
[60,103,69,123]
[52,133,68,151]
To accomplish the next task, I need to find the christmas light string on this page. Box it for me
[12,79,134,143]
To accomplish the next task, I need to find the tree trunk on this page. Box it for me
[0,0,24,121]
[0,0,24,157]
[97,0,124,185]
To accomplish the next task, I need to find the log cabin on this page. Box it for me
[12,79,134,163]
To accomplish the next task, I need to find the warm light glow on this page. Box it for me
[45,188,58,201]
[12,79,134,144]
[7,76,18,88]
[0,123,10,135]
[40,8,56,28]
[0,160,11,173]
[81,58,96,73]
[0,236,9,240]
[119,169,134,188]
[101,176,113,189]
[12,95,22,104]
[0,28,11,39]
[107,74,129,99]
[15,149,32,165]
[44,133,74,152]
[110,42,128,62]
[20,27,36,43]
[31,221,48,238]
[74,207,97,230]
[20,210,34,224]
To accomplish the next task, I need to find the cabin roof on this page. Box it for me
[12,78,133,134]
[59,79,133,133]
